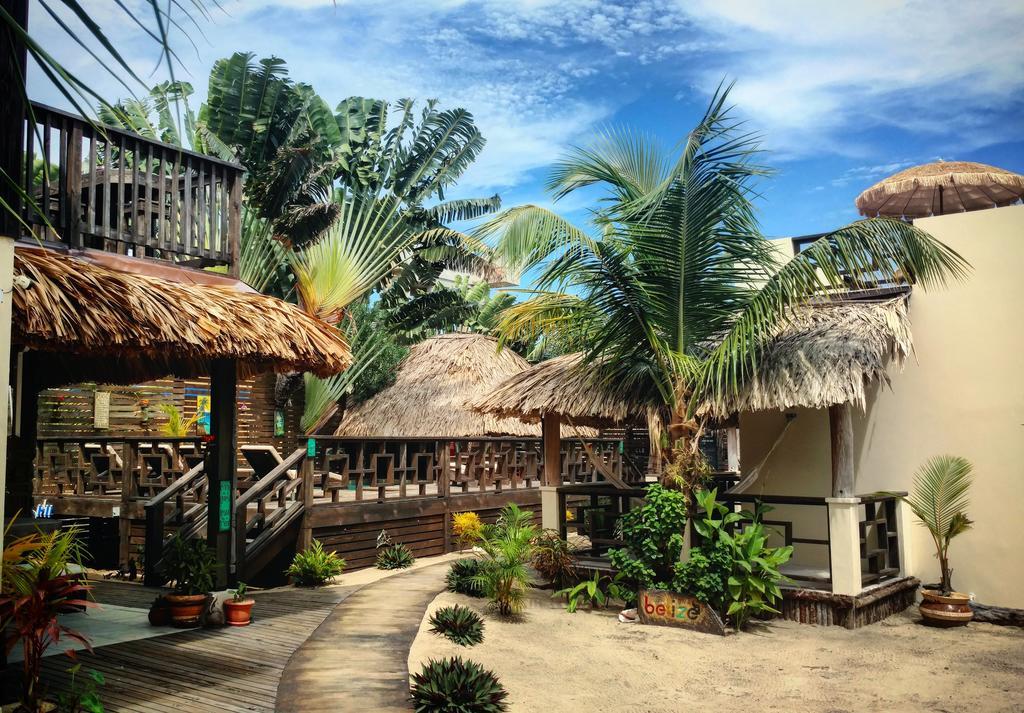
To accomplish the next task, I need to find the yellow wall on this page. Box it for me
[740,205,1024,607]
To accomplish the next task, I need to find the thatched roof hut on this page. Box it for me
[337,332,591,438]
[13,245,350,386]
[855,161,1024,218]
[475,298,912,423]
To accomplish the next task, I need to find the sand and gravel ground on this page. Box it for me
[409,586,1024,713]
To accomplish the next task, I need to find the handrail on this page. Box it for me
[144,459,205,508]
[236,447,306,509]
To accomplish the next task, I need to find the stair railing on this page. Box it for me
[143,459,208,586]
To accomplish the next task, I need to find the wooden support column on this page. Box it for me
[207,358,237,588]
[540,413,561,531]
[829,403,855,498]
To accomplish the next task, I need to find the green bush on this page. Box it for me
[428,605,485,646]
[530,531,577,589]
[161,535,217,595]
[555,571,630,613]
[446,558,484,597]
[472,504,538,616]
[607,484,688,600]
[410,657,508,713]
[673,489,793,630]
[286,540,345,586]
[376,542,415,570]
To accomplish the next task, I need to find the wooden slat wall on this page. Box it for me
[37,373,303,454]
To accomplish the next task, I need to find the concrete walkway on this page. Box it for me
[276,563,449,712]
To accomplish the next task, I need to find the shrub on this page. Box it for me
[472,504,538,616]
[530,531,577,589]
[607,484,688,600]
[376,543,415,570]
[286,540,345,586]
[673,489,792,630]
[446,558,484,597]
[160,535,217,595]
[451,511,484,551]
[428,605,485,646]
[555,571,630,613]
[410,657,508,713]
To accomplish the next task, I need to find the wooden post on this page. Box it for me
[297,453,314,552]
[207,358,237,588]
[542,413,561,487]
[829,403,855,497]
[118,440,135,566]
[226,171,242,278]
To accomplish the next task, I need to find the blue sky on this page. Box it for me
[29,0,1024,239]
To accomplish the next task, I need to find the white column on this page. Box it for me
[540,486,560,532]
[827,496,862,596]
[0,237,15,562]
[895,498,914,578]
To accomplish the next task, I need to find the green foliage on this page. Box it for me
[530,531,578,589]
[376,543,416,570]
[428,605,485,647]
[57,664,105,713]
[231,582,250,602]
[160,536,217,596]
[472,505,538,616]
[900,455,973,594]
[446,558,485,598]
[410,657,508,713]
[286,540,345,586]
[673,489,792,630]
[607,484,688,596]
[555,571,630,613]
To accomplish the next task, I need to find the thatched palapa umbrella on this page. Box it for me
[855,161,1024,218]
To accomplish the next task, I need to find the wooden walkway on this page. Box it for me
[276,564,449,713]
[38,580,354,712]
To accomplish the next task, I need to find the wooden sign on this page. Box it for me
[637,589,726,635]
[93,391,110,429]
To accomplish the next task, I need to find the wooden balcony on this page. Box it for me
[16,102,243,270]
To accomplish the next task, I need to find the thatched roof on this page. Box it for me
[13,245,350,385]
[337,332,591,438]
[855,161,1024,218]
[471,352,641,427]
[476,298,912,423]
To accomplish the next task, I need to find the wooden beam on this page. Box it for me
[207,358,237,587]
[542,413,561,487]
[829,403,855,497]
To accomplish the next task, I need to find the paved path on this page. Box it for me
[276,564,448,712]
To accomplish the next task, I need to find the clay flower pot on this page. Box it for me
[149,598,171,626]
[224,598,255,626]
[919,589,973,627]
[166,593,208,627]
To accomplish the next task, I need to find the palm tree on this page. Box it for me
[479,83,970,487]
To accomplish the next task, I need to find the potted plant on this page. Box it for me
[900,455,974,627]
[160,535,217,627]
[148,595,171,626]
[224,582,255,626]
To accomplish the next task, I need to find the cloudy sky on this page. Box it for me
[28,0,1024,237]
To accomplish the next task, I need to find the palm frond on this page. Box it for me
[907,455,973,541]
[476,205,599,275]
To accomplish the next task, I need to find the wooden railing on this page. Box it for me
[307,436,627,505]
[18,102,242,268]
[858,493,904,586]
[142,459,208,586]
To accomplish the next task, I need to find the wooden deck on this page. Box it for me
[36,580,351,712]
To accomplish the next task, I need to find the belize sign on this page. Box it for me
[637,589,726,636]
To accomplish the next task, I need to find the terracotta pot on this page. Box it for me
[149,600,171,626]
[919,589,973,627]
[224,598,255,626]
[166,593,208,627]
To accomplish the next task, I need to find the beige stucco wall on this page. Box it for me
[739,205,1024,607]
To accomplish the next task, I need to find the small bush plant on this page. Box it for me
[607,484,688,601]
[428,605,485,646]
[472,504,537,616]
[451,511,484,551]
[530,531,577,589]
[446,558,484,597]
[410,657,508,713]
[555,571,630,613]
[376,543,415,570]
[161,535,217,595]
[286,540,345,586]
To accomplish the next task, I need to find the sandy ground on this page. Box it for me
[409,586,1024,713]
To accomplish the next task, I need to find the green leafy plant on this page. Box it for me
[157,403,203,437]
[286,540,345,586]
[376,543,416,570]
[530,531,578,589]
[446,558,485,598]
[607,484,688,600]
[428,605,485,647]
[160,535,217,595]
[57,664,105,713]
[898,455,973,594]
[674,489,792,630]
[555,571,630,613]
[231,582,250,602]
[410,657,508,713]
[472,504,538,616]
